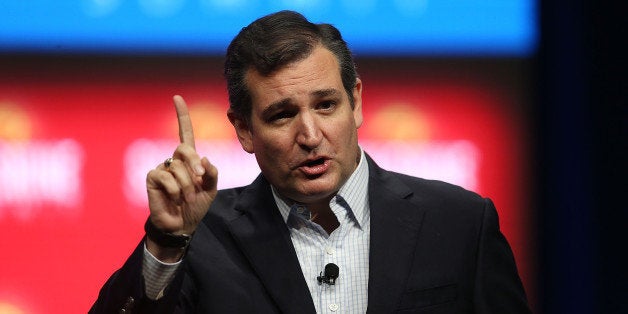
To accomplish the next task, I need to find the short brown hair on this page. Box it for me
[224,10,358,120]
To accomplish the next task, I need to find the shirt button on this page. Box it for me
[329,303,339,312]
[325,247,335,255]
[296,206,305,214]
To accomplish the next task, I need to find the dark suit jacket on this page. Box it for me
[91,156,530,313]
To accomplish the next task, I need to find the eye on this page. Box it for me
[268,110,295,122]
[317,100,336,111]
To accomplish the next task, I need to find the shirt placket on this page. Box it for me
[319,198,350,313]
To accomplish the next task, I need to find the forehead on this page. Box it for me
[245,46,343,108]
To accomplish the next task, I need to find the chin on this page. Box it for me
[294,181,339,202]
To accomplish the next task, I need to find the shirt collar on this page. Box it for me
[272,149,370,228]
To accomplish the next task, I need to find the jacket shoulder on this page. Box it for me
[380,168,487,208]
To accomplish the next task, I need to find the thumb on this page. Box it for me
[200,157,218,192]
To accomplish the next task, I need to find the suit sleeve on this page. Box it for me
[473,199,532,314]
[89,240,186,314]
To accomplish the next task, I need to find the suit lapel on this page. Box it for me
[366,157,426,313]
[224,157,425,313]
[226,175,316,314]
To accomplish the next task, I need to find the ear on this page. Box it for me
[227,109,254,154]
[352,78,364,128]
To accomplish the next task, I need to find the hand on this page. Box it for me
[145,95,218,257]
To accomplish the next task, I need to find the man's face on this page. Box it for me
[230,45,363,205]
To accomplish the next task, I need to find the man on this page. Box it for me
[91,10,530,313]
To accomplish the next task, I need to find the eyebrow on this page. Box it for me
[311,88,341,98]
[261,88,342,117]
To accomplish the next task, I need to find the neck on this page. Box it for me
[308,202,339,234]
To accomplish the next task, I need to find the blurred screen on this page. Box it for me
[1,0,536,56]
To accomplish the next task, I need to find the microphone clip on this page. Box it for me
[317,263,339,285]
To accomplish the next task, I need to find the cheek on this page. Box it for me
[338,118,359,142]
[253,133,290,160]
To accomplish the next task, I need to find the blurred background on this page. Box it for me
[0,1,624,313]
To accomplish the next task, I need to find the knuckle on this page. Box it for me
[146,169,164,182]
[174,144,198,160]
[176,143,193,154]
[169,158,182,168]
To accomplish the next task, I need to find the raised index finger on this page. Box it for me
[173,95,195,149]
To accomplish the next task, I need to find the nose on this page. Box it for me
[295,112,323,150]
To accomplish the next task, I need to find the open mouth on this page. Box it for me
[304,158,326,167]
[298,157,330,176]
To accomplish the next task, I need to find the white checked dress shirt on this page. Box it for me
[143,150,371,313]
[272,150,370,313]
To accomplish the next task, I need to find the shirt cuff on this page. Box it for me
[142,242,182,300]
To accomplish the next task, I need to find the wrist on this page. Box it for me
[145,236,186,263]
[144,218,191,248]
